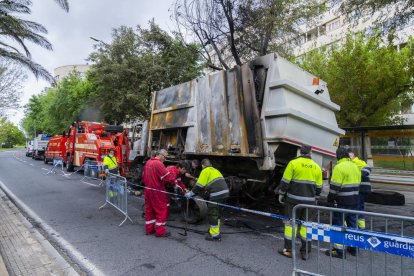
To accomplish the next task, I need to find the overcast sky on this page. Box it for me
[9,0,176,125]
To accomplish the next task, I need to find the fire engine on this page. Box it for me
[65,121,116,172]
[44,135,67,164]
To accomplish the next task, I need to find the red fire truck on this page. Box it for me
[44,135,67,164]
[65,121,116,172]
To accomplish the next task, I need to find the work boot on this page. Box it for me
[325,249,345,259]
[347,246,357,256]
[300,240,312,260]
[145,230,155,235]
[278,248,292,258]
[205,234,221,241]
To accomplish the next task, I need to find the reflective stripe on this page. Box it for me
[330,190,338,194]
[292,179,316,185]
[342,184,359,188]
[211,232,220,237]
[281,178,290,184]
[210,225,219,229]
[210,189,229,197]
[360,182,370,186]
[145,219,156,224]
[155,222,166,226]
[167,204,170,207]
[338,191,359,196]
[286,193,314,201]
[362,168,371,173]
[330,181,341,187]
[195,183,204,188]
[160,171,170,180]
[206,177,225,187]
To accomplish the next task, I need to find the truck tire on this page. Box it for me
[66,156,74,172]
[181,196,208,224]
[104,125,124,133]
[366,190,405,206]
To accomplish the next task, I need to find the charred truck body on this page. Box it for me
[147,53,344,198]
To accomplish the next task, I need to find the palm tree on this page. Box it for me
[0,0,69,83]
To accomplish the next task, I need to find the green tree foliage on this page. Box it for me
[173,0,323,69]
[22,73,94,136]
[88,21,202,123]
[296,33,414,127]
[0,0,69,82]
[0,118,25,147]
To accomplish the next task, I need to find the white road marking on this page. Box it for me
[29,164,34,166]
[41,168,49,171]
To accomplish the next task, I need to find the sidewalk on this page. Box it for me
[0,189,79,276]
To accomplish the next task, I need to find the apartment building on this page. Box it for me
[293,0,414,124]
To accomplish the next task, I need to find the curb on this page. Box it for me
[0,180,104,275]
[0,253,9,276]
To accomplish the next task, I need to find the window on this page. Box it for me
[326,18,341,32]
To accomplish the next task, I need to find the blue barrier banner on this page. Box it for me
[88,165,99,170]
[305,222,414,258]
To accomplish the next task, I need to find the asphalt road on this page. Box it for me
[0,150,413,276]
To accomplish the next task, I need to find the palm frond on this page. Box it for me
[0,48,55,83]
[53,0,69,12]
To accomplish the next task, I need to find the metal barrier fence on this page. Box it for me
[81,160,105,186]
[44,157,66,175]
[99,173,132,227]
[292,204,414,276]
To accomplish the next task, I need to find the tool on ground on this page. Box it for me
[179,198,189,236]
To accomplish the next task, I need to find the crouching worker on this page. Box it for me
[278,145,323,260]
[103,149,119,175]
[185,159,229,241]
[166,161,188,217]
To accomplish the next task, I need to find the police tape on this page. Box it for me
[133,183,414,258]
[305,222,414,258]
[132,183,289,221]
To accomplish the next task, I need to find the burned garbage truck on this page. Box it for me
[148,53,344,199]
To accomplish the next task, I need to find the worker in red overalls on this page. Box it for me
[166,161,188,218]
[142,149,175,237]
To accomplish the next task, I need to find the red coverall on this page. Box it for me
[142,158,174,236]
[166,166,187,218]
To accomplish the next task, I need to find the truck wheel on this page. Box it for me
[66,157,74,172]
[181,196,208,224]
[366,190,405,206]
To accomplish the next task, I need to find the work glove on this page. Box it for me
[278,194,285,204]
[185,191,194,198]
[105,169,109,174]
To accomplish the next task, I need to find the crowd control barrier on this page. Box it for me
[99,173,132,226]
[81,160,105,187]
[292,204,414,276]
[44,157,66,176]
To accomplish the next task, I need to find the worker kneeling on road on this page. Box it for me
[103,149,119,175]
[278,145,323,260]
[166,161,188,218]
[185,159,229,241]
[142,149,175,237]
[325,147,361,259]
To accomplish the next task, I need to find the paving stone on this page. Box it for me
[0,190,78,276]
